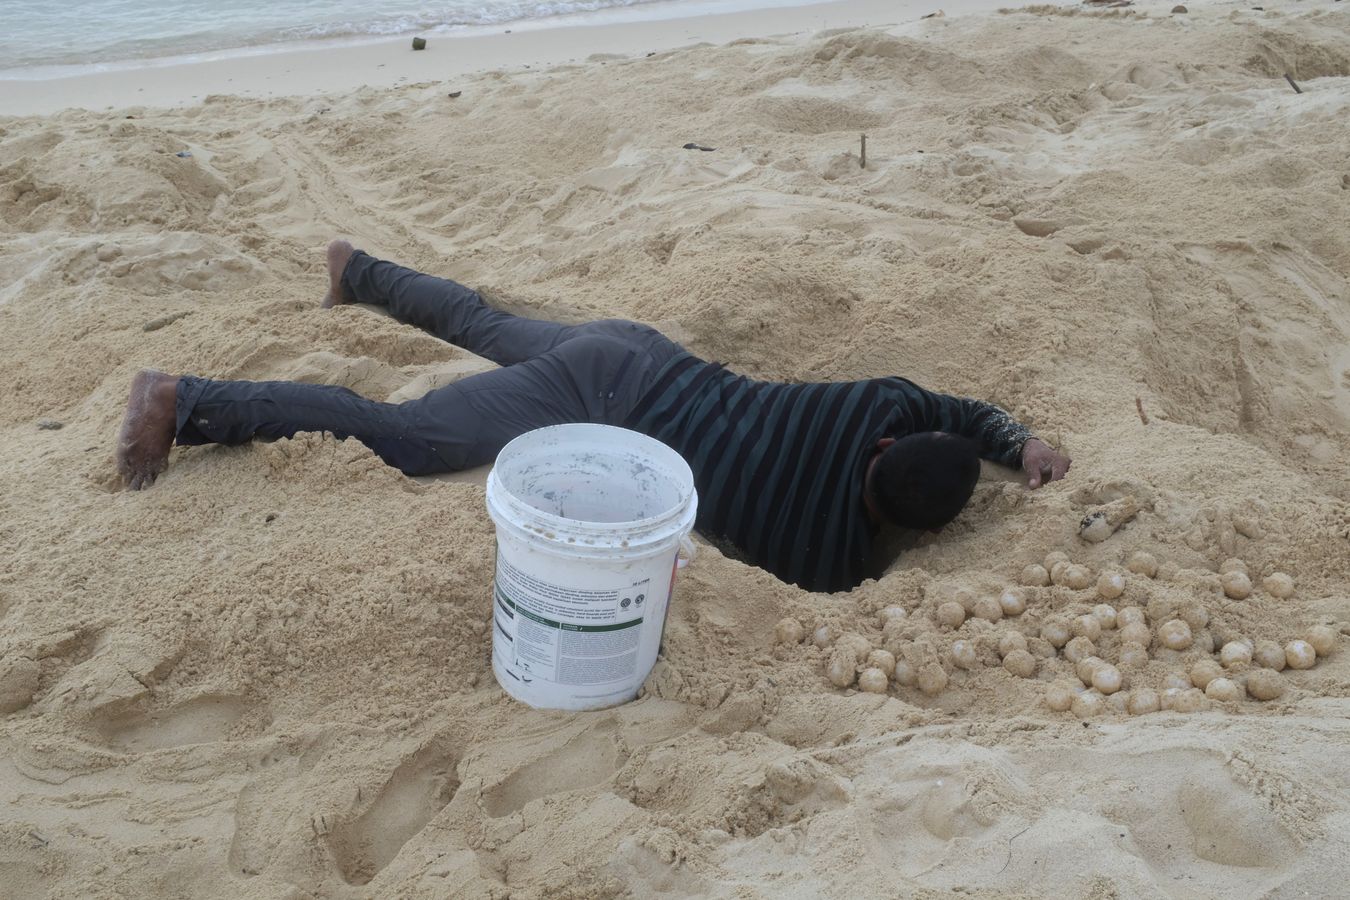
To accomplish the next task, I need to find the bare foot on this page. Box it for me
[321,239,356,308]
[116,370,179,490]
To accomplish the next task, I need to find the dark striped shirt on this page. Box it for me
[625,353,1034,593]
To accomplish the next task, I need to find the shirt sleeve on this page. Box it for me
[888,378,1036,468]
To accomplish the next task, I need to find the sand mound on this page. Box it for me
[1,4,1348,897]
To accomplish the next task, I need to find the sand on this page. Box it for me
[2,0,1350,896]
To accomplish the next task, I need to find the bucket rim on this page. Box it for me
[486,424,697,546]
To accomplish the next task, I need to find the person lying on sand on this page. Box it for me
[117,241,1071,592]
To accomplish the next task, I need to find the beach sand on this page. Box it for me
[2,0,1349,896]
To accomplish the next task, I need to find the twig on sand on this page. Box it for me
[1284,73,1303,94]
[860,133,867,169]
[999,825,1030,874]
[1135,397,1149,426]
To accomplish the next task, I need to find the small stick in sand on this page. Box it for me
[1135,397,1149,425]
[1284,73,1303,94]
[860,133,867,169]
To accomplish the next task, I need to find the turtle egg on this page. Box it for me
[1077,656,1107,686]
[1171,688,1208,713]
[1218,558,1248,576]
[1285,640,1316,670]
[837,633,873,661]
[1179,605,1210,630]
[1091,664,1124,695]
[858,667,889,694]
[1127,689,1161,715]
[1041,619,1072,649]
[1193,630,1216,655]
[1219,571,1252,601]
[1050,561,1073,586]
[867,649,897,677]
[1306,625,1338,657]
[774,618,805,644]
[1262,572,1295,600]
[1063,636,1097,665]
[917,663,949,695]
[1063,565,1094,591]
[1163,673,1192,693]
[1046,682,1076,712]
[826,647,858,687]
[1072,615,1103,642]
[1158,619,1194,651]
[999,588,1028,617]
[1245,668,1285,701]
[1205,677,1243,702]
[1081,515,1115,544]
[1118,642,1150,669]
[1092,604,1119,629]
[937,601,967,629]
[893,659,918,687]
[1072,690,1106,719]
[1117,607,1147,628]
[813,624,835,649]
[878,606,909,626]
[1219,641,1252,668]
[1160,687,1183,710]
[1044,551,1070,571]
[1020,564,1051,587]
[1127,552,1159,578]
[882,617,908,641]
[1028,637,1057,659]
[953,588,978,613]
[951,640,979,670]
[1119,623,1152,649]
[1253,640,1286,671]
[1003,649,1037,678]
[1189,659,1223,689]
[972,596,1004,622]
[999,631,1029,658]
[1097,572,1126,601]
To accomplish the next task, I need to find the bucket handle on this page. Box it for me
[677,533,697,569]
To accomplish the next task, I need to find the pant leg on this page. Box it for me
[341,251,576,366]
[174,375,447,476]
[172,348,607,477]
[172,328,682,477]
[407,331,666,469]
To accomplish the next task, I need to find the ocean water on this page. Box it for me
[0,0,693,70]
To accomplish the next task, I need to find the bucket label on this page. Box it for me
[494,555,653,687]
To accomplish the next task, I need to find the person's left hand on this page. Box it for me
[1022,438,1071,489]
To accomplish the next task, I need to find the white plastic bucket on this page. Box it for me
[485,424,697,711]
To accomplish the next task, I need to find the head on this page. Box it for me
[867,432,980,531]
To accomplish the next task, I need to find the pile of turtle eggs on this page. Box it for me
[774,548,1336,718]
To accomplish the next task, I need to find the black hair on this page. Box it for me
[871,433,981,530]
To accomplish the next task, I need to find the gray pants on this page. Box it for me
[174,251,685,474]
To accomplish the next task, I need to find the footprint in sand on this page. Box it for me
[327,743,462,886]
[482,719,628,818]
[95,694,256,752]
[1177,778,1296,869]
[862,771,997,878]
[228,743,313,878]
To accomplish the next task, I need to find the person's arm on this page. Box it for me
[893,380,1071,489]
